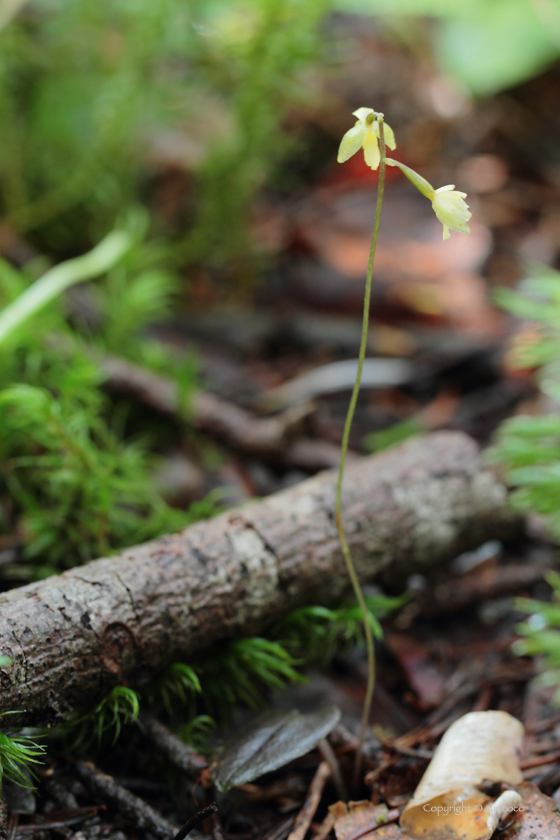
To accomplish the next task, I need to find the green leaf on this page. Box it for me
[335,0,560,95]
[363,417,425,453]
[436,0,560,96]
[0,231,131,347]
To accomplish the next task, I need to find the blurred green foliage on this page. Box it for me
[0,0,328,276]
[338,0,560,96]
[1,0,556,277]
[492,269,560,539]
[273,592,408,666]
[513,571,560,703]
[493,268,560,704]
[0,227,210,578]
[0,0,331,574]
[363,417,424,454]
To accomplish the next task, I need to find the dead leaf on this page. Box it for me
[401,786,492,840]
[401,711,523,820]
[330,800,396,840]
[385,633,446,710]
[210,705,340,792]
[332,782,560,840]
[400,711,524,839]
[500,782,560,839]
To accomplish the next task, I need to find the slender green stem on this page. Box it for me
[334,115,386,788]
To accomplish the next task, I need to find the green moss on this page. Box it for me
[0,715,45,792]
[0,230,214,576]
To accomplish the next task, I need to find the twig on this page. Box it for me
[14,808,99,836]
[139,712,207,775]
[377,738,434,761]
[100,354,314,456]
[329,724,380,769]
[419,563,550,616]
[393,677,488,750]
[470,686,493,712]
[313,812,335,840]
[6,814,17,840]
[521,749,560,770]
[210,811,225,840]
[75,761,176,839]
[528,712,560,734]
[319,739,347,802]
[263,817,295,840]
[43,776,79,810]
[286,761,331,840]
[363,757,398,786]
[173,804,218,840]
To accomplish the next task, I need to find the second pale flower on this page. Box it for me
[431,185,471,240]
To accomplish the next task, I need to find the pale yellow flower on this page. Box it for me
[337,107,396,170]
[431,185,471,240]
[386,159,472,241]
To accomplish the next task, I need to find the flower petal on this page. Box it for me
[373,121,397,150]
[443,225,450,240]
[432,189,472,236]
[363,130,380,170]
[435,185,455,192]
[352,107,374,122]
[337,123,368,163]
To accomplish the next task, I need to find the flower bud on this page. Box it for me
[386,159,435,199]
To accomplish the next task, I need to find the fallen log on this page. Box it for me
[0,432,518,725]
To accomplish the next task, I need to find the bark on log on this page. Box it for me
[0,432,518,725]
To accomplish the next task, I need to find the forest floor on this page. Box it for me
[3,14,560,840]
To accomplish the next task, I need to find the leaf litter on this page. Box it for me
[211,706,341,792]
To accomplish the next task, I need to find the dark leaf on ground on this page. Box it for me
[210,705,341,792]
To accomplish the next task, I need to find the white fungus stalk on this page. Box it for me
[486,790,522,835]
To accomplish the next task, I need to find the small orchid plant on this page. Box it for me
[334,108,471,781]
